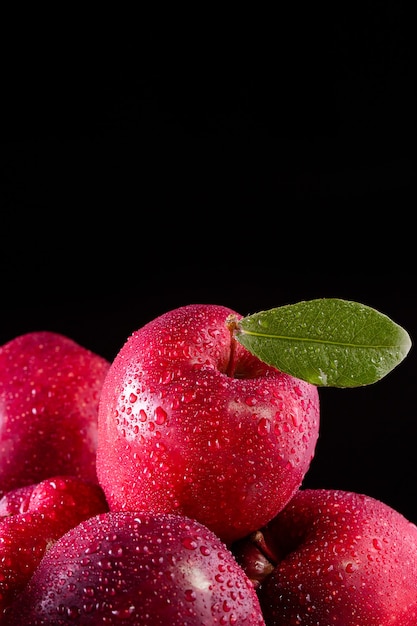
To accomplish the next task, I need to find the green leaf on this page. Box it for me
[233,298,412,387]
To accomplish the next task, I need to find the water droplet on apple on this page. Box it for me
[184,589,197,601]
[290,411,299,427]
[66,605,81,619]
[345,561,358,573]
[372,537,383,550]
[255,417,269,436]
[154,407,167,425]
[182,537,198,550]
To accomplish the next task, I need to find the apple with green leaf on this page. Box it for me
[96,300,411,545]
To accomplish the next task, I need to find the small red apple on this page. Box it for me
[232,488,417,625]
[0,330,111,496]
[0,475,109,615]
[5,510,266,625]
[96,304,320,544]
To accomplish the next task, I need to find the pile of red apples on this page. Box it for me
[0,302,416,625]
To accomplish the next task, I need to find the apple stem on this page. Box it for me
[225,314,239,377]
[232,530,276,589]
[249,530,278,565]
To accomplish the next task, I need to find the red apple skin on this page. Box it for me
[96,304,320,544]
[0,475,109,616]
[0,483,36,517]
[0,331,111,496]
[234,488,417,625]
[4,510,267,625]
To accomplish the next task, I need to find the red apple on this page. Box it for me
[4,510,267,625]
[232,488,417,625]
[96,304,320,544]
[0,475,109,615]
[0,330,111,496]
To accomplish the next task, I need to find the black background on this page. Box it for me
[2,12,416,523]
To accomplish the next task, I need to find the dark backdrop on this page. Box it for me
[2,13,416,523]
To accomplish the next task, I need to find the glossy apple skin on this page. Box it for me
[5,510,267,625]
[234,488,417,625]
[0,475,109,616]
[96,304,320,544]
[0,331,111,496]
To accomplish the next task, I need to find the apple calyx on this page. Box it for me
[233,529,278,589]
